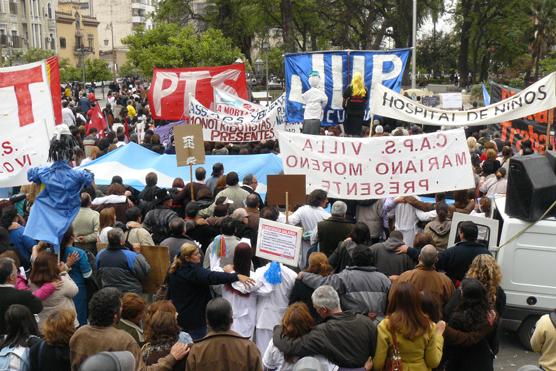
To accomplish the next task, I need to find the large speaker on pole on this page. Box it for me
[506,154,556,222]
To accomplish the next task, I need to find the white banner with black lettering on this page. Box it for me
[278,129,474,199]
[371,72,556,126]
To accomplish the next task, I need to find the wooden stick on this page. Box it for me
[285,191,289,224]
[189,164,195,201]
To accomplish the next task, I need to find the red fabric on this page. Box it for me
[148,63,248,120]
[87,104,107,136]
[46,57,63,124]
[0,65,43,126]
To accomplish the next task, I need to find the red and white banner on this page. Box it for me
[46,56,63,124]
[278,128,475,199]
[214,88,261,116]
[148,63,249,120]
[0,61,56,187]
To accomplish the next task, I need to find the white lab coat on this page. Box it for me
[263,339,339,371]
[302,87,328,120]
[394,198,433,247]
[235,262,297,354]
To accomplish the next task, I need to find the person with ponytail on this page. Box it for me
[212,243,257,338]
[289,252,332,321]
[167,243,254,341]
[342,71,369,136]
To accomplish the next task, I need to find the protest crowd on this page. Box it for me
[0,70,555,371]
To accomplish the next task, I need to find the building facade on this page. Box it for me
[93,0,156,74]
[0,0,57,64]
[55,0,99,66]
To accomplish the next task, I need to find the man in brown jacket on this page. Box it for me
[70,287,189,371]
[390,244,454,310]
[186,298,262,371]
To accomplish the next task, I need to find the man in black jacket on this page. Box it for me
[316,201,353,256]
[241,174,264,208]
[272,285,376,368]
[436,221,491,283]
[0,257,42,334]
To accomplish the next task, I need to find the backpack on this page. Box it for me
[0,345,29,371]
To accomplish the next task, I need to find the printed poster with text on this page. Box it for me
[278,128,475,200]
[256,218,302,267]
[0,61,56,187]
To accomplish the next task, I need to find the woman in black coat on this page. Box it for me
[443,278,498,371]
[167,243,254,340]
[328,222,371,273]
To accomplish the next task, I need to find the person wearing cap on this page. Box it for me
[143,189,180,244]
[373,124,385,137]
[205,163,224,195]
[301,71,327,135]
[70,288,189,370]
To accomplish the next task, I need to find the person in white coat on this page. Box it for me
[288,189,330,269]
[236,260,297,355]
[211,243,257,339]
[301,71,328,135]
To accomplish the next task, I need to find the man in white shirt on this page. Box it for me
[301,71,327,135]
[62,100,76,127]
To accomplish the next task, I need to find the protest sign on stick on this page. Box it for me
[174,124,205,200]
[256,218,303,267]
[267,174,306,223]
[141,245,170,294]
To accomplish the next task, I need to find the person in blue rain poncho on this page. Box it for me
[24,124,94,248]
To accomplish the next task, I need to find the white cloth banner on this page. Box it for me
[214,88,263,116]
[278,128,475,199]
[0,61,56,187]
[371,72,556,126]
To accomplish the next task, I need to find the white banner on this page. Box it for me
[214,88,262,116]
[371,72,556,126]
[278,128,475,199]
[0,61,56,187]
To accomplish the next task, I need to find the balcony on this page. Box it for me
[131,1,147,10]
[74,46,94,55]
[131,15,145,23]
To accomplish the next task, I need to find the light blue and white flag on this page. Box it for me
[78,142,283,197]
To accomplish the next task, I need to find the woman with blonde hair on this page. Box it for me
[167,243,254,340]
[29,309,76,371]
[289,252,332,320]
[342,71,368,136]
[98,207,116,244]
[466,254,505,315]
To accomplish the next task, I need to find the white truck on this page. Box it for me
[448,196,556,350]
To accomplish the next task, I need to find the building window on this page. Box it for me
[50,33,54,49]
[47,3,52,18]
[60,36,66,48]
[87,34,93,48]
[9,0,17,15]
[104,39,108,46]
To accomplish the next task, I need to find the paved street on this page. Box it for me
[495,329,539,370]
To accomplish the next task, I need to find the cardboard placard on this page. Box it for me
[140,245,170,294]
[174,124,205,166]
[267,174,306,207]
[256,218,303,267]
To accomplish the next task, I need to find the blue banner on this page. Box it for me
[285,49,411,125]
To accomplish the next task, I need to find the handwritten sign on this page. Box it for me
[174,124,205,166]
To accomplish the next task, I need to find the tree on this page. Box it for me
[417,31,458,78]
[118,60,142,78]
[21,48,55,63]
[85,59,112,82]
[59,58,81,82]
[526,0,556,81]
[122,24,242,77]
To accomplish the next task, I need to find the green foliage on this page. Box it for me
[59,58,81,82]
[85,59,112,82]
[118,60,142,78]
[539,52,556,75]
[122,23,242,77]
[417,31,459,78]
[21,48,55,63]
[267,47,284,79]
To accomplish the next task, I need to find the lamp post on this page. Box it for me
[262,39,270,101]
[411,0,417,89]
[254,58,263,85]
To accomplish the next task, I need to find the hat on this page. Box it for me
[154,188,172,204]
[309,71,320,78]
[375,125,384,134]
[79,351,135,371]
[293,357,325,371]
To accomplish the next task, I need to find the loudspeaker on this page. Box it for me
[545,151,556,173]
[506,154,556,222]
